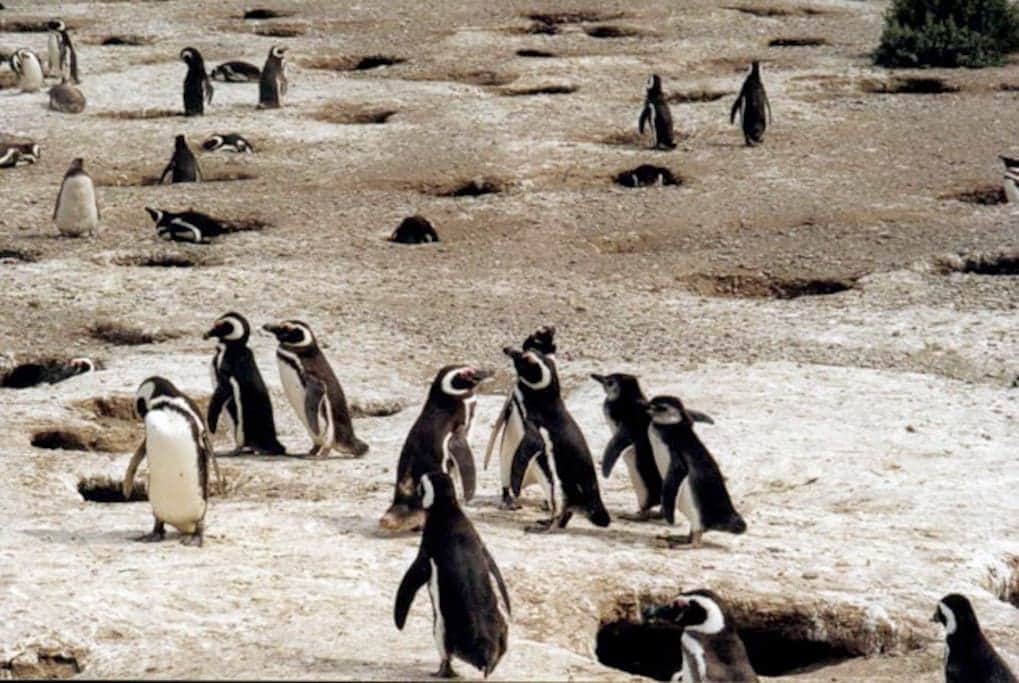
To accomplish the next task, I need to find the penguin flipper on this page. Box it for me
[510,422,546,498]
[207,381,231,434]
[303,377,328,439]
[483,394,513,470]
[660,459,687,526]
[483,547,512,618]
[122,439,147,499]
[447,429,477,502]
[394,553,431,629]
[638,105,649,135]
[730,88,744,125]
[53,177,67,220]
[204,77,214,104]
[686,409,715,425]
[601,430,634,478]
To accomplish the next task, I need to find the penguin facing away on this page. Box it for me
[11,49,44,92]
[180,47,214,116]
[210,61,261,82]
[394,472,511,679]
[159,134,202,184]
[46,19,62,77]
[639,74,677,150]
[54,157,100,238]
[731,61,771,146]
[933,594,1017,683]
[999,156,1019,203]
[47,20,78,84]
[258,45,288,109]
[145,207,225,244]
[202,133,255,153]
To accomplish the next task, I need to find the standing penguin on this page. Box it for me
[731,61,771,146]
[123,377,218,547]
[646,395,746,547]
[380,365,492,533]
[159,134,202,184]
[53,158,100,238]
[933,594,1017,683]
[204,312,286,456]
[258,45,288,109]
[639,74,676,150]
[180,47,213,116]
[46,20,78,84]
[11,49,44,93]
[263,320,368,458]
[395,472,511,679]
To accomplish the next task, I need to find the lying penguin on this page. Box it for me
[145,207,227,244]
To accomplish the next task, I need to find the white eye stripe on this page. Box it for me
[684,595,725,634]
[441,367,471,396]
[518,353,550,390]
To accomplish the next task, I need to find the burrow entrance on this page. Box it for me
[0,248,39,264]
[725,5,829,17]
[934,250,1019,276]
[111,251,218,268]
[95,35,155,46]
[1,359,96,389]
[78,476,147,503]
[312,103,397,124]
[584,25,645,38]
[939,185,1006,205]
[32,427,128,452]
[769,37,828,47]
[88,320,180,346]
[614,165,682,188]
[243,8,294,20]
[526,11,624,26]
[499,84,577,96]
[685,273,858,299]
[516,49,557,58]
[304,55,406,71]
[421,178,506,198]
[861,77,959,95]
[1,648,83,678]
[667,89,732,104]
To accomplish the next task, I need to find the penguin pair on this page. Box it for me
[639,74,677,150]
[145,207,224,243]
[999,156,1019,203]
[54,158,100,238]
[202,134,255,154]
[258,46,288,109]
[731,61,771,146]
[932,594,1016,683]
[159,135,201,183]
[180,47,214,116]
[10,49,44,93]
[210,61,260,83]
[0,142,39,168]
[46,20,78,84]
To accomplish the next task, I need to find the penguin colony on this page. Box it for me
[1,13,1015,683]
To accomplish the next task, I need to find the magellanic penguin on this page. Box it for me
[731,61,771,146]
[54,158,100,238]
[263,320,369,458]
[395,472,511,679]
[180,47,213,116]
[1,357,93,389]
[643,589,759,683]
[380,365,493,533]
[49,79,86,113]
[11,49,44,93]
[202,133,255,154]
[46,20,78,84]
[999,156,1019,203]
[123,376,220,547]
[0,142,40,168]
[211,61,261,82]
[258,45,288,109]
[639,74,677,150]
[389,215,439,244]
[933,594,1017,683]
[204,312,286,455]
[503,346,610,532]
[483,325,557,510]
[159,134,202,184]
[646,395,746,548]
[145,207,225,244]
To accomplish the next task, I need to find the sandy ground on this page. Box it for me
[1,0,1017,680]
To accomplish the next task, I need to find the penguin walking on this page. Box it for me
[204,312,286,455]
[258,46,288,109]
[933,594,1017,683]
[180,47,213,116]
[159,134,202,184]
[639,74,677,150]
[380,365,492,533]
[0,142,39,168]
[211,61,261,82]
[145,207,225,243]
[49,78,86,113]
[643,589,758,682]
[54,158,100,238]
[46,20,78,83]
[263,320,369,458]
[731,61,771,146]
[395,472,511,679]
[646,395,746,548]
[123,377,219,547]
[202,133,255,153]
[11,49,44,93]
[999,155,1019,203]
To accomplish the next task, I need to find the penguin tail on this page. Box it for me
[725,513,747,535]
[350,437,370,457]
[588,502,611,528]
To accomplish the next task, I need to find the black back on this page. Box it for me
[259,47,286,107]
[147,207,226,243]
[163,135,200,183]
[594,373,663,506]
[181,47,213,116]
[732,61,768,145]
[211,61,261,82]
[640,74,675,149]
[936,594,1018,683]
[390,215,439,244]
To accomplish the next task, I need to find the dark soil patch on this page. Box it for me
[96,109,181,120]
[500,84,577,96]
[934,250,1019,275]
[32,428,125,452]
[313,103,397,124]
[88,320,180,346]
[304,55,405,71]
[769,37,828,47]
[78,476,148,503]
[428,178,505,198]
[98,35,154,46]
[667,89,732,104]
[862,77,958,94]
[254,24,304,37]
[939,185,1006,205]
[526,11,623,25]
[0,248,39,263]
[243,8,294,20]
[685,273,858,299]
[112,252,219,268]
[584,25,644,39]
[725,4,830,17]
[614,165,682,188]
[516,49,557,58]
[511,21,560,35]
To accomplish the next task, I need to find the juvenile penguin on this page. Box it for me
[395,472,511,679]
[46,20,78,83]
[159,134,202,184]
[0,142,39,168]
[933,594,1017,683]
[210,61,261,82]
[263,320,368,458]
[389,215,439,244]
[646,395,746,547]
[204,312,286,455]
[731,61,771,146]
[123,376,217,547]
[258,45,287,109]
[999,155,1019,203]
[643,589,758,682]
[49,79,86,113]
[2,357,93,389]
[11,49,44,93]
[54,158,100,238]
[180,47,213,116]
[145,207,226,243]
[202,133,255,153]
[639,74,677,150]
[380,365,493,532]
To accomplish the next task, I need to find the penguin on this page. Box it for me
[731,61,771,146]
[210,61,261,82]
[0,142,39,168]
[204,312,286,455]
[389,215,439,244]
[180,47,213,116]
[46,20,78,84]
[643,589,759,683]
[646,395,746,547]
[46,20,62,77]
[48,79,86,113]
[933,594,1017,683]
[159,134,202,184]
[258,45,288,109]
[380,365,493,533]
[394,472,511,679]
[1,357,93,389]
[483,325,556,510]
[145,207,225,244]
[123,376,218,547]
[54,158,100,238]
[503,346,610,532]
[11,49,44,93]
[202,133,255,153]
[999,155,1019,203]
[639,74,676,150]
[263,320,369,458]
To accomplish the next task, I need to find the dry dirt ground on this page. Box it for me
[1,0,1017,680]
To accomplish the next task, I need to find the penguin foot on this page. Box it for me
[180,532,203,548]
[305,446,329,460]
[135,531,165,543]
[498,493,521,511]
[431,659,457,678]
[659,533,693,546]
[524,519,555,534]
[619,510,652,522]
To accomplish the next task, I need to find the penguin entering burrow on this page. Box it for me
[639,74,677,150]
[48,79,86,113]
[258,45,288,109]
[395,472,511,679]
[145,207,225,244]
[210,61,261,83]
[389,215,439,245]
[731,61,771,147]
[159,134,202,184]
[54,157,100,238]
[0,142,39,168]
[1,357,94,389]
[46,20,78,84]
[646,395,745,548]
[202,133,255,153]
[933,594,1017,683]
[483,325,557,511]
[204,312,286,456]
[380,365,493,533]
[643,589,759,683]
[123,376,221,547]
[263,320,369,458]
[503,346,610,532]
[180,47,214,116]
[999,155,1019,203]
[11,49,44,93]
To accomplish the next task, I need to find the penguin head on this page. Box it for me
[418,471,458,510]
[646,395,693,426]
[591,372,644,403]
[174,134,188,150]
[933,594,980,638]
[69,157,84,172]
[68,358,95,376]
[269,45,287,61]
[135,376,181,418]
[263,320,316,350]
[180,47,204,68]
[522,324,556,356]
[48,20,66,32]
[144,207,165,226]
[643,589,727,635]
[202,135,224,151]
[646,74,662,95]
[205,312,250,344]
[503,347,556,392]
[433,364,494,401]
[751,60,761,75]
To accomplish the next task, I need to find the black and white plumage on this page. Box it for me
[46,20,78,84]
[380,365,493,533]
[201,133,255,154]
[180,47,213,116]
[210,61,261,82]
[999,156,1019,203]
[933,594,1017,683]
[145,207,225,244]
[389,215,439,244]
[639,74,676,150]
[731,61,771,146]
[159,134,202,184]
[11,48,44,92]
[1,357,93,389]
[258,45,288,109]
[0,142,40,168]
[54,157,100,238]
[394,472,511,679]
[204,312,285,455]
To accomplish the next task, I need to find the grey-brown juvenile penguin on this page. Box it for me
[49,78,86,113]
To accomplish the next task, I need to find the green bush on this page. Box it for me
[875,0,1019,68]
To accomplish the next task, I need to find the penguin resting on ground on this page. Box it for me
[933,594,1017,683]
[0,142,40,168]
[159,134,202,184]
[48,78,86,113]
[202,133,255,153]
[180,47,213,116]
[54,158,100,237]
[258,45,287,109]
[1,358,93,389]
[145,207,225,244]
[211,61,261,82]
[639,74,677,150]
[731,61,771,146]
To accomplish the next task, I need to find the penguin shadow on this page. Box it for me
[469,507,664,548]
[20,526,152,546]
[212,449,350,462]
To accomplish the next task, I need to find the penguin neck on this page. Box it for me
[422,500,460,531]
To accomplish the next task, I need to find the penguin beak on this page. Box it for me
[590,373,606,385]
[203,323,223,340]
[687,409,715,425]
[502,346,521,360]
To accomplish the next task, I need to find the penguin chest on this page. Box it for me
[145,411,205,532]
[1004,175,1019,203]
[680,633,708,682]
[677,477,701,531]
[277,353,311,431]
[19,57,43,90]
[427,559,448,655]
[647,427,672,479]
[47,35,61,72]
[56,177,98,232]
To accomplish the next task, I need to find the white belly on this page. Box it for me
[1005,176,1019,204]
[622,447,650,508]
[677,478,700,532]
[648,426,671,479]
[427,559,447,658]
[48,35,61,75]
[19,56,44,92]
[56,177,98,236]
[277,354,313,436]
[145,411,206,533]
[500,401,538,490]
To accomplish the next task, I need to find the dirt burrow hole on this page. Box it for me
[516,49,557,58]
[312,103,397,125]
[1,648,83,678]
[584,25,646,38]
[88,320,180,346]
[614,165,682,188]
[0,248,39,264]
[94,170,257,187]
[111,251,216,268]
[242,8,294,20]
[667,89,732,104]
[78,476,148,503]
[769,37,828,47]
[934,250,1019,276]
[304,55,406,71]
[95,35,155,46]
[418,177,506,198]
[861,77,959,95]
[939,185,1006,205]
[726,4,830,17]
[685,272,858,299]
[32,427,128,453]
[499,84,577,96]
